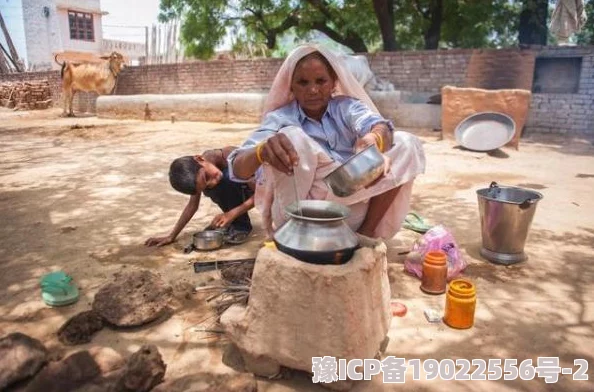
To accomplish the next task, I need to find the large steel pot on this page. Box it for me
[273,200,359,265]
[477,182,543,264]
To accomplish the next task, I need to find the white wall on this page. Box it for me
[21,0,104,70]
[22,0,61,70]
[0,0,27,67]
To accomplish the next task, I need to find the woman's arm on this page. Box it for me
[232,134,299,179]
[369,122,393,152]
[230,146,263,180]
[346,98,394,153]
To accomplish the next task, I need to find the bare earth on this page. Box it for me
[0,107,592,391]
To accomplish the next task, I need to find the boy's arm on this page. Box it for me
[209,193,255,229]
[145,194,201,247]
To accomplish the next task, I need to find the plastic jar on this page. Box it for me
[443,279,476,329]
[420,251,448,294]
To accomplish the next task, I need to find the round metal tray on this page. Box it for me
[455,112,516,152]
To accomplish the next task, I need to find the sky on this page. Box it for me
[101,0,162,44]
[0,0,26,61]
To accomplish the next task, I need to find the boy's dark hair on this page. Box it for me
[169,156,202,195]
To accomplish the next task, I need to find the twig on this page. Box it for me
[195,284,250,291]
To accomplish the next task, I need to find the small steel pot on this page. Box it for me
[324,144,384,197]
[192,230,224,251]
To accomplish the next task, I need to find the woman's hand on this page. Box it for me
[210,212,235,229]
[145,235,175,247]
[355,133,378,153]
[259,134,299,174]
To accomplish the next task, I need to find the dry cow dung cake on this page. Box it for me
[92,270,173,327]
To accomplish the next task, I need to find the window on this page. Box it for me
[532,57,582,94]
[68,11,94,41]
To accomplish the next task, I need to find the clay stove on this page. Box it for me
[220,235,392,390]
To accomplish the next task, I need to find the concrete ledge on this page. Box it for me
[97,93,267,123]
[96,91,441,130]
[387,103,442,129]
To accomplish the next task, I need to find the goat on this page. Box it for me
[54,52,126,117]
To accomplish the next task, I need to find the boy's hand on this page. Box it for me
[145,235,174,247]
[210,212,235,229]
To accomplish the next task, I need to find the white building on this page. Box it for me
[1,0,145,71]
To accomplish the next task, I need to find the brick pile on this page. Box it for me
[0,80,52,110]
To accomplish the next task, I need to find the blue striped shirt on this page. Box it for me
[228,96,393,181]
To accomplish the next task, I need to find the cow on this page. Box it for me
[54,52,126,117]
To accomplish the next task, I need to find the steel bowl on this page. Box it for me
[192,230,224,251]
[323,144,384,197]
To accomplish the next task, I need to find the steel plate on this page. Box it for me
[455,112,516,152]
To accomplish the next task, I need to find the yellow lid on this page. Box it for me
[448,279,476,298]
[263,241,277,250]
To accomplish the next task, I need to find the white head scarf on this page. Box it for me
[262,43,379,118]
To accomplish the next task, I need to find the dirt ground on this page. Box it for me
[0,107,593,391]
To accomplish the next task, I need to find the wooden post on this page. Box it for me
[0,47,9,73]
[145,26,149,65]
[0,42,19,71]
[0,10,22,71]
[172,20,178,63]
[151,24,157,65]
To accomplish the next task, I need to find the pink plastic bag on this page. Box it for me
[404,225,467,280]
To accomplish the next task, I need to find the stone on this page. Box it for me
[152,373,257,392]
[92,269,173,327]
[0,333,48,390]
[24,350,103,392]
[221,236,392,384]
[115,344,166,392]
[58,310,105,345]
[88,347,126,375]
[441,86,532,149]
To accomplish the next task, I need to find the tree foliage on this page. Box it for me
[159,0,591,59]
[518,0,548,45]
[159,0,380,59]
[392,0,521,50]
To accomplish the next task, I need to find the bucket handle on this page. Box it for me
[487,181,501,198]
[519,198,537,209]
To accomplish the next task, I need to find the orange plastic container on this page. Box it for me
[443,279,476,329]
[420,251,448,294]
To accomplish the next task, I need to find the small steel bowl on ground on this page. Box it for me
[323,144,385,197]
[192,230,224,251]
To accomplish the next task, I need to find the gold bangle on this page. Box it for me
[372,132,384,153]
[255,142,265,164]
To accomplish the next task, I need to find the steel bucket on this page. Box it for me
[476,182,543,264]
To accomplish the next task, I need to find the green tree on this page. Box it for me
[393,0,520,50]
[159,0,379,59]
[518,0,548,45]
[372,0,397,50]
